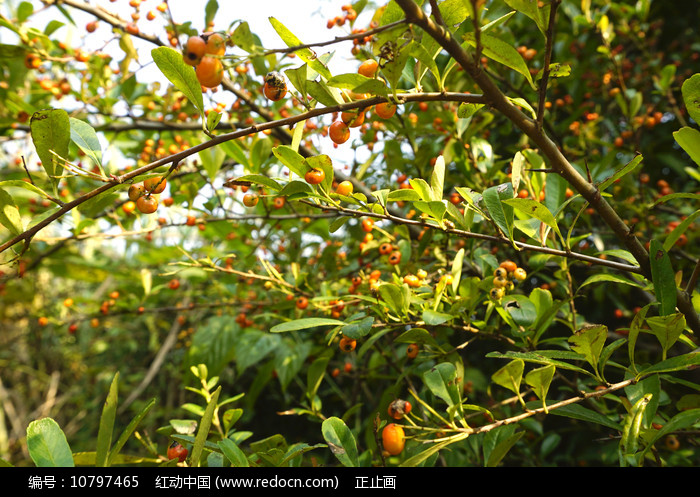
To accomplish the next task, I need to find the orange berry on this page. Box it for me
[128,183,146,201]
[329,120,350,144]
[378,242,393,255]
[499,260,518,273]
[387,399,412,420]
[38,317,49,327]
[263,71,287,101]
[196,56,224,88]
[375,102,397,119]
[296,296,309,310]
[339,336,357,352]
[358,59,379,78]
[243,193,259,207]
[122,201,136,215]
[388,251,401,265]
[305,168,325,185]
[382,423,405,455]
[184,36,207,66]
[406,343,419,359]
[335,180,353,196]
[341,110,365,128]
[204,32,226,56]
[137,195,159,214]
[168,279,180,290]
[144,176,167,194]
[361,218,374,232]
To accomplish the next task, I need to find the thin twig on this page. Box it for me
[536,0,561,129]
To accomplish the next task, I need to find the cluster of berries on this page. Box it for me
[127,176,167,214]
[183,33,226,88]
[489,260,527,301]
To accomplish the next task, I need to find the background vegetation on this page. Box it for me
[1,0,699,468]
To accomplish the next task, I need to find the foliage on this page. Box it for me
[0,0,699,468]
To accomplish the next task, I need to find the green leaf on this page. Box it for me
[486,351,591,375]
[422,309,453,326]
[664,209,700,251]
[619,393,652,467]
[394,328,440,349]
[199,144,226,183]
[491,359,524,395]
[321,417,359,467]
[423,362,460,408]
[431,155,446,203]
[409,42,441,89]
[306,80,343,107]
[502,197,563,244]
[549,404,621,430]
[524,365,555,413]
[218,438,250,467]
[450,247,464,292]
[646,313,687,360]
[673,127,700,167]
[340,316,374,340]
[234,174,283,192]
[503,0,550,35]
[535,63,571,80]
[269,17,331,80]
[400,438,461,467]
[306,355,330,403]
[378,283,407,317]
[649,239,677,316]
[272,146,306,178]
[486,431,525,467]
[96,372,119,467]
[30,109,70,187]
[0,180,52,200]
[503,295,537,328]
[26,418,74,467]
[69,117,103,170]
[482,183,515,244]
[0,189,23,236]
[681,73,700,124]
[204,0,218,28]
[231,21,260,54]
[108,398,155,466]
[151,47,204,116]
[637,351,700,375]
[598,154,643,192]
[326,73,389,99]
[387,189,421,202]
[457,102,484,118]
[464,33,535,89]
[568,325,607,377]
[409,177,434,202]
[271,318,345,333]
[190,386,221,467]
[578,273,645,291]
[413,200,447,223]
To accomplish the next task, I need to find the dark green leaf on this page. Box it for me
[151,47,204,115]
[26,418,74,467]
[271,318,345,333]
[649,239,677,316]
[321,417,359,467]
[30,109,70,187]
[96,372,119,467]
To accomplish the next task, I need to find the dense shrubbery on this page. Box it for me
[0,0,699,468]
